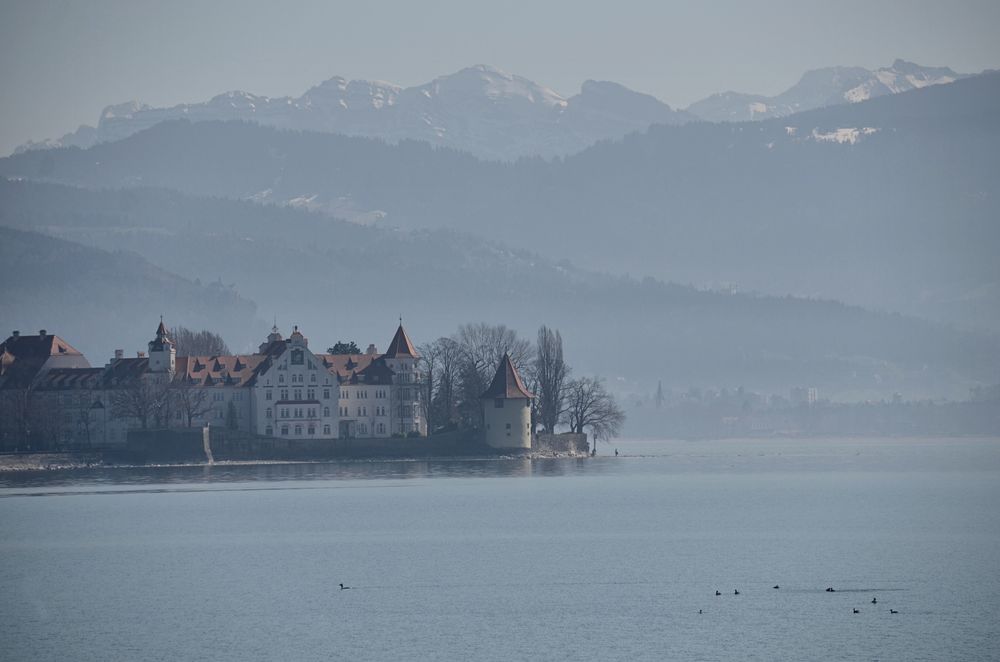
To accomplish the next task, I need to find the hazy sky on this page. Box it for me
[1,0,999,155]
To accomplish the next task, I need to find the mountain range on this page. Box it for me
[5,72,997,331]
[14,60,971,161]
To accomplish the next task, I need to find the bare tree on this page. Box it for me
[454,323,532,428]
[170,378,212,427]
[171,327,230,356]
[110,377,169,429]
[534,326,569,433]
[565,377,626,451]
[418,337,462,432]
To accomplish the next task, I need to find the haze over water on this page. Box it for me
[2,437,999,661]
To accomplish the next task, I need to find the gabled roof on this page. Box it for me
[480,354,534,400]
[384,324,418,359]
[0,332,89,389]
[175,354,264,388]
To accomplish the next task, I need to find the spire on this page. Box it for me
[481,353,534,400]
[384,323,418,358]
[149,317,173,350]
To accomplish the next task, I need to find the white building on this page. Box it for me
[0,320,426,448]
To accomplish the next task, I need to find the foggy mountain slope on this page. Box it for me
[2,72,998,328]
[2,180,997,400]
[14,65,691,162]
[0,225,258,362]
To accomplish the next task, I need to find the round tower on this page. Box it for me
[480,353,533,449]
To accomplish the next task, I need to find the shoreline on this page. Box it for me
[0,450,590,473]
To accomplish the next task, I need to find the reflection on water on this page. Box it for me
[0,456,603,493]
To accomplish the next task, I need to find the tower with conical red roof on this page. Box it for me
[480,353,534,449]
[382,323,424,436]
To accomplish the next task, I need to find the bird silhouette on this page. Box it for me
[339,583,351,590]
[734,589,740,595]
[715,590,721,596]
[773,585,780,589]
[826,587,835,592]
[871,597,877,604]
[853,608,860,614]
[890,609,898,614]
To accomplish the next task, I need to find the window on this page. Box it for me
[308,425,315,435]
[341,390,349,399]
[294,389,302,400]
[506,423,511,430]
[323,389,330,399]
[294,424,302,435]
[308,408,315,418]
[280,425,288,435]
[310,373,317,383]
[323,425,331,435]
[307,389,315,400]
[291,349,304,365]
[266,390,272,401]
[280,389,288,400]
[495,398,504,409]
[281,408,289,418]
[279,374,285,383]
[362,406,367,416]
[265,426,273,436]
[323,407,330,417]
[360,424,367,435]
[266,408,272,419]
[357,407,362,417]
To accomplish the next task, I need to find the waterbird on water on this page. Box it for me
[890,609,898,614]
[734,589,740,595]
[826,587,835,592]
[339,583,351,590]
[871,597,877,604]
[773,585,780,589]
[715,591,721,596]
[853,608,860,614]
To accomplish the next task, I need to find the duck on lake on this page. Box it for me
[339,583,351,590]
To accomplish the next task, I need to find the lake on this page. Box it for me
[1,437,999,661]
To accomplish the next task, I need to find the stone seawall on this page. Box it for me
[120,428,591,464]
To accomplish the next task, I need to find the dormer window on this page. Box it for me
[291,349,304,365]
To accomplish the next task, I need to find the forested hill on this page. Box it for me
[2,73,997,329]
[0,225,257,361]
[2,179,997,401]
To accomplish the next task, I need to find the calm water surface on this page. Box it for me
[1,438,999,661]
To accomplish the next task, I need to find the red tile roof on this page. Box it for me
[480,354,534,400]
[384,325,419,359]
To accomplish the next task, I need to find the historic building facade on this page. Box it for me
[0,321,425,450]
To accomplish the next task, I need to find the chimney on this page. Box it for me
[114,349,124,360]
[39,329,47,337]
[367,344,378,355]
[11,330,19,338]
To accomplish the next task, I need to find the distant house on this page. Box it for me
[0,320,425,450]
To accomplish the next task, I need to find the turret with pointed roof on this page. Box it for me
[384,324,419,359]
[481,353,533,450]
[481,353,534,400]
[148,317,176,374]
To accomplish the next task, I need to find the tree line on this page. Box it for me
[418,323,624,449]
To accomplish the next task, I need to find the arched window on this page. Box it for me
[294,424,302,435]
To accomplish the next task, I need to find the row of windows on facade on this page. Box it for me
[262,422,388,437]
[276,372,321,384]
[263,404,414,419]
[262,388,411,401]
